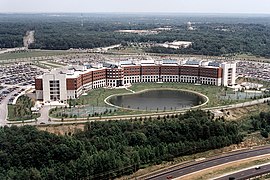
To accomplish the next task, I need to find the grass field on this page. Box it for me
[51,83,266,118]
[0,50,73,61]
[75,83,238,107]
[233,53,270,62]
[8,105,40,121]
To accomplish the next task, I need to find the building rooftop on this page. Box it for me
[162,59,179,65]
[185,60,202,65]
[103,62,118,69]
[119,60,134,66]
[208,62,221,67]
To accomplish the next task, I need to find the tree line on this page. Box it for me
[0,110,243,179]
[250,111,270,138]
[1,15,270,57]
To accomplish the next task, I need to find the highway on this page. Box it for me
[144,146,270,180]
[215,163,270,180]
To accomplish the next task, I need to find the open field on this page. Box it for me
[233,53,270,63]
[107,47,270,63]
[0,49,73,61]
[108,47,145,54]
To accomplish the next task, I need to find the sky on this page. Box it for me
[1,0,270,14]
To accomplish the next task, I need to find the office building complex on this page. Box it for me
[35,59,236,102]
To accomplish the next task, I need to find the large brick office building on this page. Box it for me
[35,59,236,102]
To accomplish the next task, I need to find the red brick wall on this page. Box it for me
[123,66,141,76]
[106,68,124,79]
[82,71,93,85]
[35,78,43,90]
[66,78,76,90]
[160,66,179,75]
[141,66,159,75]
[180,66,199,76]
[93,69,106,81]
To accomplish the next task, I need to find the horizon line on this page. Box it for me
[1,12,270,15]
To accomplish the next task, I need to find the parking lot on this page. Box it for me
[0,62,46,125]
[237,61,270,82]
[0,63,44,86]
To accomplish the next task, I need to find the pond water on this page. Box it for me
[108,89,206,111]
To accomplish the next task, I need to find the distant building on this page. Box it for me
[35,60,236,102]
[156,41,192,49]
[187,22,194,30]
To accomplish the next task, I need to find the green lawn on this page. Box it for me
[0,50,73,61]
[233,53,270,62]
[76,88,129,107]
[75,83,234,107]
[8,95,40,121]
[51,83,265,118]
[8,105,40,121]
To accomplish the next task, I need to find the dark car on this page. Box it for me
[255,166,261,170]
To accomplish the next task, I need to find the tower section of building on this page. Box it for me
[221,62,236,86]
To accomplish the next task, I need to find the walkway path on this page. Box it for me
[124,87,135,93]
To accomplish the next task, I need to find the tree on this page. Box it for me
[261,130,269,138]
[0,110,243,179]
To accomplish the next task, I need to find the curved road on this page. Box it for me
[0,87,23,126]
[215,163,270,180]
[144,146,270,180]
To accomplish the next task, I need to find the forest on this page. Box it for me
[250,111,270,138]
[0,110,244,179]
[0,14,270,57]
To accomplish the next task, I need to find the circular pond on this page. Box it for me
[106,89,207,111]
